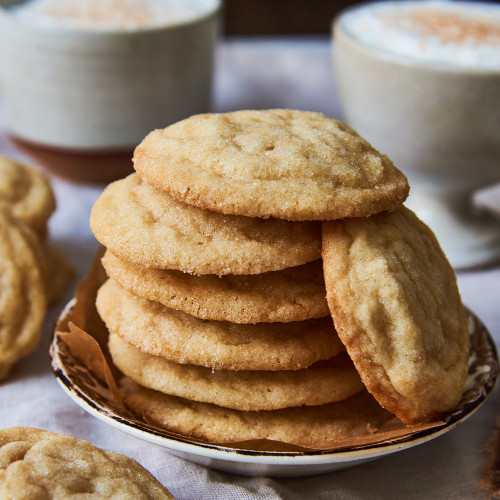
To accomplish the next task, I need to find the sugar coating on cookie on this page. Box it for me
[133,109,409,221]
[322,207,470,424]
[102,251,329,323]
[120,378,393,448]
[0,155,56,235]
[0,212,46,380]
[0,427,173,498]
[96,278,345,371]
[109,332,363,411]
[90,173,321,275]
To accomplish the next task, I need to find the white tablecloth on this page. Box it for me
[1,36,500,499]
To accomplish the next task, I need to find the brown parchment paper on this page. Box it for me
[53,248,493,453]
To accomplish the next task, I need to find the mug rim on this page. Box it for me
[331,0,500,76]
[0,0,221,36]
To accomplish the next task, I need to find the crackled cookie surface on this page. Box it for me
[109,333,362,411]
[0,427,173,498]
[0,212,46,380]
[102,251,328,323]
[322,207,469,424]
[97,278,344,371]
[120,378,393,448]
[90,174,321,275]
[133,109,409,221]
[0,155,55,236]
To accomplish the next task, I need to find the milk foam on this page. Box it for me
[10,0,215,31]
[340,1,500,69]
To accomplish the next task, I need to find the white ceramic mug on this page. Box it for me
[0,0,220,152]
[333,1,500,269]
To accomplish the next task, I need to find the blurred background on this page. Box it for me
[224,0,359,34]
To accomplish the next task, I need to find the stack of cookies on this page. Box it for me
[89,110,469,448]
[0,156,74,379]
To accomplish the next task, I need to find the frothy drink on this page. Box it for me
[10,0,204,30]
[333,1,500,269]
[340,1,500,69]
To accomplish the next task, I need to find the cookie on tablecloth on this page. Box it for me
[0,155,55,237]
[0,427,173,498]
[0,155,73,307]
[0,212,46,380]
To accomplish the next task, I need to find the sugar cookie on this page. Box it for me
[0,427,173,498]
[0,212,46,379]
[133,109,409,221]
[0,155,55,237]
[109,333,363,411]
[322,207,469,424]
[120,378,393,448]
[102,251,328,323]
[90,173,321,275]
[96,278,344,371]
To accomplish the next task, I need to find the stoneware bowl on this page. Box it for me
[0,0,220,181]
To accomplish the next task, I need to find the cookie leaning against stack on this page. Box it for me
[89,109,469,447]
[322,207,469,424]
[0,156,74,380]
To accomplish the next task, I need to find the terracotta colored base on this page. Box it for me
[10,135,134,184]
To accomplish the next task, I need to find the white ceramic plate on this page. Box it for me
[50,305,498,478]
